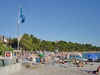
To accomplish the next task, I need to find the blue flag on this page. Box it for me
[18,7,25,23]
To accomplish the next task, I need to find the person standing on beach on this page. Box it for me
[39,51,44,63]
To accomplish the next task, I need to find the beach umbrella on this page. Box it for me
[87,53,98,61]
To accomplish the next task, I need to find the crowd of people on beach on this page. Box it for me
[22,51,86,67]
[21,50,100,75]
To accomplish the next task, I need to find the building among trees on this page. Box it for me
[0,34,9,44]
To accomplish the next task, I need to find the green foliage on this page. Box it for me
[11,38,18,49]
[20,33,33,51]
[0,42,13,55]
[40,40,54,51]
[0,42,5,55]
[30,34,41,50]
[9,33,100,52]
[6,46,13,51]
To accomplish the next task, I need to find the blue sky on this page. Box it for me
[0,0,100,46]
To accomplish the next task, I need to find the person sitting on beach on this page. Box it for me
[96,66,100,75]
[77,62,84,67]
[75,60,79,65]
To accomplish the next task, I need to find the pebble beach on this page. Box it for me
[12,62,100,75]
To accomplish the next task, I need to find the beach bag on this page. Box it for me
[36,58,40,63]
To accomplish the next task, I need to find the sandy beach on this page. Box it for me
[11,62,100,75]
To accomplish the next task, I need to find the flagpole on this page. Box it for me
[18,23,19,50]
[18,4,20,50]
[17,4,25,50]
